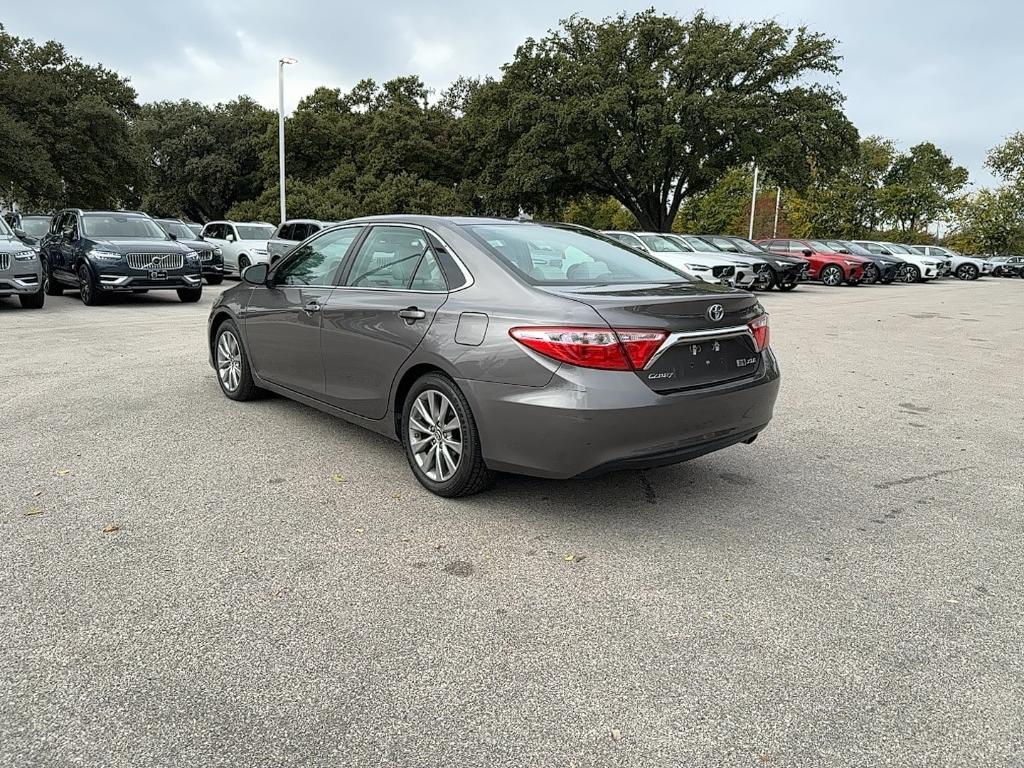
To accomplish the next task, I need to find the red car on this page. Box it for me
[756,238,870,287]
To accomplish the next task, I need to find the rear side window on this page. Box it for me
[466,224,691,285]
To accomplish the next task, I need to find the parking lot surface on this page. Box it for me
[2,279,1022,767]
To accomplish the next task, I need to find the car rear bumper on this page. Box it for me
[460,350,781,479]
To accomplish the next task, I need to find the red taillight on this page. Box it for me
[748,313,770,352]
[508,327,668,371]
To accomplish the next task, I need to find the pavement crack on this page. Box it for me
[874,466,976,490]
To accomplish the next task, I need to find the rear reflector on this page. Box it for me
[509,327,668,371]
[748,313,770,352]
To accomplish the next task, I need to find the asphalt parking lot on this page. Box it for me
[2,278,1022,767]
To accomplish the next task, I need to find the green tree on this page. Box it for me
[460,10,857,230]
[947,189,1024,255]
[0,24,144,209]
[879,142,967,234]
[986,132,1024,189]
[561,196,638,230]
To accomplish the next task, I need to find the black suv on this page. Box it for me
[40,210,203,305]
[698,235,810,291]
[154,217,225,285]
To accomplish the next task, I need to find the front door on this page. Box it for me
[321,225,449,419]
[243,226,364,397]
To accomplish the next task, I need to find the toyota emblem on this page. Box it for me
[706,304,725,322]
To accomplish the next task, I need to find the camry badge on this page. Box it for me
[706,304,725,322]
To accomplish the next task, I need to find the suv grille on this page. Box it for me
[712,265,736,279]
[0,254,8,271]
[200,250,214,262]
[126,253,184,270]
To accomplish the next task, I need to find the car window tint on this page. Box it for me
[236,225,274,240]
[276,223,293,240]
[277,227,362,286]
[346,226,429,288]
[409,249,448,292]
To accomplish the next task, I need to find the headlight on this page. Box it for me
[844,260,858,266]
[686,264,710,272]
[89,249,122,261]
[879,260,891,266]
[12,249,37,261]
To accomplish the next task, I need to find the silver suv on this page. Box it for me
[0,215,44,308]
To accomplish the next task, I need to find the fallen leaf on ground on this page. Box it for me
[32,490,43,497]
[355,527,365,535]
[565,553,587,563]
[611,728,622,742]
[57,469,71,477]
[332,474,347,484]
[102,524,120,533]
[24,509,45,517]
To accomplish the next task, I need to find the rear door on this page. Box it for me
[242,226,364,397]
[321,224,449,418]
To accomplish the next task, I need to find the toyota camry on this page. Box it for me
[208,217,780,497]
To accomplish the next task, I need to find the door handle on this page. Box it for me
[303,300,322,313]
[398,307,426,321]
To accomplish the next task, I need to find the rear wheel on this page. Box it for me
[178,287,203,303]
[78,263,103,306]
[214,321,259,401]
[402,373,495,498]
[956,263,978,280]
[820,264,844,286]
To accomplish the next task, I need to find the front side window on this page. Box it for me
[346,226,432,289]
[639,234,685,252]
[467,224,691,285]
[276,226,363,286]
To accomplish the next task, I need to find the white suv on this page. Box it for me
[910,245,991,280]
[267,219,338,265]
[200,221,276,276]
[602,230,752,287]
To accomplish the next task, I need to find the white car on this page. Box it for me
[667,233,772,288]
[853,241,942,283]
[602,230,748,287]
[200,221,276,276]
[909,245,992,280]
[267,219,338,264]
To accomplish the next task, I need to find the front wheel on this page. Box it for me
[214,321,260,401]
[19,285,45,309]
[898,264,921,283]
[820,264,844,286]
[863,264,880,284]
[402,373,495,498]
[43,259,63,296]
[238,255,251,275]
[956,263,978,280]
[178,287,203,303]
[78,263,103,306]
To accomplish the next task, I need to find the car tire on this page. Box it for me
[238,255,251,275]
[757,269,777,291]
[863,264,879,284]
[42,259,62,296]
[956,263,978,280]
[78,263,103,306]
[214,320,260,401]
[402,372,495,498]
[19,284,45,309]
[206,275,224,285]
[177,287,203,303]
[820,264,844,286]
[899,265,921,283]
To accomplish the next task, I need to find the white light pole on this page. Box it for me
[748,164,760,240]
[278,57,297,225]
[773,186,781,237]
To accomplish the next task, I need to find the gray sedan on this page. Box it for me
[207,216,780,496]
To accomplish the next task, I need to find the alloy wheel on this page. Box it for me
[216,330,243,392]
[408,389,463,483]
[822,266,843,286]
[79,265,92,302]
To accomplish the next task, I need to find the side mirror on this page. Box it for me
[226,234,236,243]
[242,263,268,285]
[838,248,850,254]
[802,249,813,257]
[168,232,178,241]
[14,227,27,239]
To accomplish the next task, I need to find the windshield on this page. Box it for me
[186,223,203,236]
[156,220,197,240]
[884,243,913,255]
[466,224,693,285]
[236,225,275,240]
[828,240,871,256]
[662,235,695,252]
[706,236,764,255]
[82,214,168,239]
[0,217,14,237]
[19,217,51,237]
[680,235,719,251]
[639,234,685,252]
[808,240,834,252]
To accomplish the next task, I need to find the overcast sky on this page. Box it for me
[5,0,1021,187]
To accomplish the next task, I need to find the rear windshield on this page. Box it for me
[465,224,692,285]
[237,225,275,240]
[82,214,167,239]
